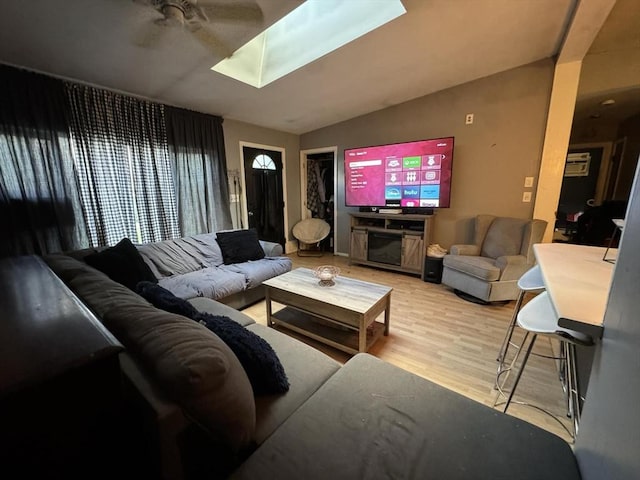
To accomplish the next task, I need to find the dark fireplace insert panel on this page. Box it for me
[367,232,402,266]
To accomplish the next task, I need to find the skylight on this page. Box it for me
[211,0,406,88]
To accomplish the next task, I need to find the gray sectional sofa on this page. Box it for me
[137,232,291,310]
[45,252,340,478]
[44,240,581,480]
[68,231,291,310]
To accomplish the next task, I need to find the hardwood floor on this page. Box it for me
[242,254,574,443]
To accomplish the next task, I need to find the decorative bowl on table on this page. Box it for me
[314,265,340,287]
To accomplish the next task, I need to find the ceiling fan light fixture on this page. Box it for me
[161,3,186,26]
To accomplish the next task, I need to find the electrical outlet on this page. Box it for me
[522,191,532,203]
[465,113,474,125]
[524,176,534,188]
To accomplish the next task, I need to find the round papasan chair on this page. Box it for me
[292,218,331,257]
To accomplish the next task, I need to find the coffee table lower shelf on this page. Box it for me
[270,306,385,355]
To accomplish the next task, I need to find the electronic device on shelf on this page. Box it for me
[345,136,454,213]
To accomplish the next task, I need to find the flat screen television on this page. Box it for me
[344,137,454,210]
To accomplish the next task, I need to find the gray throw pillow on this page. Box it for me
[103,303,256,452]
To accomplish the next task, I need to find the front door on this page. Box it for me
[242,146,285,247]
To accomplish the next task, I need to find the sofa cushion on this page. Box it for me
[84,237,157,291]
[187,297,256,327]
[259,240,284,257]
[136,282,288,396]
[103,303,256,453]
[137,237,207,278]
[216,229,265,265]
[184,233,225,266]
[196,312,289,396]
[159,266,247,300]
[231,353,581,480]
[246,324,341,444]
[137,281,200,318]
[44,254,150,319]
[220,257,293,289]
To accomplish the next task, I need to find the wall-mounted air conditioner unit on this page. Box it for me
[565,152,591,177]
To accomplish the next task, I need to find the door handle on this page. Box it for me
[248,211,254,216]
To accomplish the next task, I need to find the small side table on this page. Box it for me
[424,256,444,284]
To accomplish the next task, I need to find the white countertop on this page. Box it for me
[533,243,615,338]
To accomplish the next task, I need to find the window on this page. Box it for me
[252,154,276,170]
[211,0,406,87]
[66,86,180,247]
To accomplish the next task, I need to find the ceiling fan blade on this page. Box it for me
[191,24,233,59]
[199,2,264,24]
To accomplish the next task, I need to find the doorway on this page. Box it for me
[300,147,337,253]
[555,147,602,241]
[241,143,286,248]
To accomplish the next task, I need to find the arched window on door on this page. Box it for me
[252,154,276,170]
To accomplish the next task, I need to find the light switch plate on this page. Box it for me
[524,176,534,187]
[522,191,532,202]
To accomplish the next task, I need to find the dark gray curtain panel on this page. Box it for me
[66,84,180,246]
[1,64,232,255]
[165,106,232,236]
[0,65,88,257]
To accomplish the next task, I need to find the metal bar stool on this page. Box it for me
[495,265,545,387]
[501,291,594,439]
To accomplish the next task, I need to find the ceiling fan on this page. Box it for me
[133,0,264,59]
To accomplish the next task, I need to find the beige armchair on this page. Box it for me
[442,215,547,303]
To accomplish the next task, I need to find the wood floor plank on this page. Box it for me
[242,254,573,442]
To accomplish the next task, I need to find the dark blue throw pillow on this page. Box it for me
[136,281,199,319]
[195,312,289,395]
[215,228,266,265]
[136,281,289,395]
[85,237,157,291]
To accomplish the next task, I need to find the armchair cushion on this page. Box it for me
[449,244,480,256]
[495,255,528,281]
[443,255,501,281]
[481,217,529,259]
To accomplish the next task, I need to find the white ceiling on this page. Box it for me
[0,0,630,135]
[574,0,640,126]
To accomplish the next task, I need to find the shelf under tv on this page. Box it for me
[349,213,434,280]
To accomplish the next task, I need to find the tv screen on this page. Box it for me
[344,137,454,209]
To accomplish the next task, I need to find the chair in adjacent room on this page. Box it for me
[292,218,331,257]
[441,215,547,303]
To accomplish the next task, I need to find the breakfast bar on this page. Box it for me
[533,243,615,339]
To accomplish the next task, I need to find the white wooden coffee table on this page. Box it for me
[263,267,392,354]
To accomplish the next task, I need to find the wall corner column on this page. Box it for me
[533,60,583,242]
